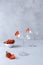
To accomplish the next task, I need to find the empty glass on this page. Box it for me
[15,30,29,56]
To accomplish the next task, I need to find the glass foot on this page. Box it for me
[19,52,29,56]
[29,45,37,47]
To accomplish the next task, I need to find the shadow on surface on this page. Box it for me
[10,45,22,48]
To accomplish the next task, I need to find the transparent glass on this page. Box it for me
[26,30,37,47]
[18,32,29,56]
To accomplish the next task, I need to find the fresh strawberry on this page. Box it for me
[15,31,19,36]
[6,51,16,60]
[4,39,15,44]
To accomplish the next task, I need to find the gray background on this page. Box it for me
[0,0,43,65]
[0,0,43,41]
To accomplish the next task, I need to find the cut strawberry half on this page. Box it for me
[15,31,20,37]
[4,39,15,44]
[6,51,16,60]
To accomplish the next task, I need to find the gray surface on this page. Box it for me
[0,0,43,41]
[0,40,43,65]
[0,0,43,65]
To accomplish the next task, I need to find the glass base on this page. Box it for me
[19,52,29,56]
[29,45,37,47]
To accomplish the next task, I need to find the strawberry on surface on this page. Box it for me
[6,51,16,60]
[4,39,15,44]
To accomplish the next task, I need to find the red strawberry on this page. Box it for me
[4,39,15,44]
[6,51,16,60]
[15,31,19,37]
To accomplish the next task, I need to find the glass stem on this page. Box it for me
[22,38,25,52]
